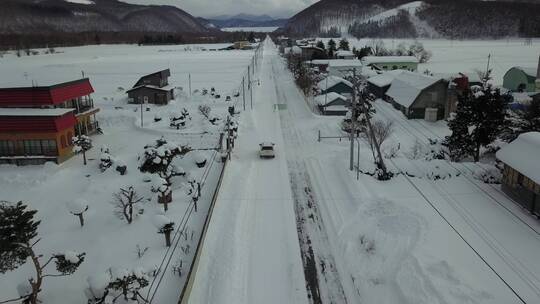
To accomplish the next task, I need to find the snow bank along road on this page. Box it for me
[187,39,309,304]
[188,39,540,304]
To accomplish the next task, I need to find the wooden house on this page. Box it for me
[299,46,326,60]
[496,132,540,216]
[362,56,419,72]
[385,71,448,120]
[503,66,537,92]
[335,50,355,59]
[315,92,350,116]
[0,78,99,165]
[127,69,174,105]
[366,70,405,98]
[317,76,353,97]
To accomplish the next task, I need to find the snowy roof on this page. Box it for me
[0,108,74,116]
[367,70,405,87]
[314,92,347,106]
[512,66,537,78]
[126,85,173,93]
[291,46,302,54]
[317,76,353,91]
[496,132,540,184]
[327,59,362,68]
[336,50,355,57]
[362,56,419,65]
[386,71,441,107]
[323,105,349,112]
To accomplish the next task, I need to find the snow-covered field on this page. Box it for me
[318,38,540,86]
[222,26,279,33]
[0,43,255,303]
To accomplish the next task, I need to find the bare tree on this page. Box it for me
[362,120,394,160]
[112,187,144,224]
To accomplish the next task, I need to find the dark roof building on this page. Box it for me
[127,69,174,105]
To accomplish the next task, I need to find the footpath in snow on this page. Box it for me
[188,39,308,304]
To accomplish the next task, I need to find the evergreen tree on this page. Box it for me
[445,86,508,161]
[503,98,540,141]
[316,40,325,51]
[338,38,350,51]
[357,46,372,59]
[327,39,337,57]
[73,135,92,166]
[0,201,85,304]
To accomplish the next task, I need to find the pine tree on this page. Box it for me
[316,40,325,51]
[73,135,92,165]
[338,38,350,51]
[327,39,337,57]
[503,98,540,142]
[0,201,85,304]
[445,86,508,161]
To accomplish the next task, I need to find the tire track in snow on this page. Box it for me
[269,49,349,304]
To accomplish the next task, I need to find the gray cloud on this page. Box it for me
[120,0,317,18]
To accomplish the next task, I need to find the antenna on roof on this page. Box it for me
[81,70,85,78]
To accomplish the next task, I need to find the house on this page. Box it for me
[503,66,537,92]
[385,71,448,120]
[233,41,251,50]
[327,59,363,78]
[317,76,353,96]
[127,69,174,105]
[300,46,326,60]
[496,132,540,216]
[0,78,99,165]
[315,92,350,116]
[367,70,405,98]
[362,56,419,72]
[335,50,356,59]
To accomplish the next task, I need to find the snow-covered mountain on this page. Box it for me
[0,0,212,34]
[281,0,540,38]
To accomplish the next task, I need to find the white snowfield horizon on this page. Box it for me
[1,37,540,304]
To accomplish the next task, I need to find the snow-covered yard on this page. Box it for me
[0,43,255,303]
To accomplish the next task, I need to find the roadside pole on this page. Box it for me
[242,76,246,111]
[349,68,357,171]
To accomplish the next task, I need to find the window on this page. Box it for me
[23,140,42,155]
[0,140,15,156]
[144,96,149,103]
[430,92,438,102]
[41,140,58,156]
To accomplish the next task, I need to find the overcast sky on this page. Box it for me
[120,0,318,18]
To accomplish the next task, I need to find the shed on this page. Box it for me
[496,132,540,216]
[385,71,448,120]
[315,92,350,115]
[317,76,353,96]
[362,56,419,72]
[503,66,537,92]
[327,59,363,77]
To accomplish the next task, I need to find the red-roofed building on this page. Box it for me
[0,79,100,165]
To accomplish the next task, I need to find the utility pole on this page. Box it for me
[349,68,356,171]
[248,66,253,109]
[189,73,192,96]
[242,76,246,111]
[483,54,491,87]
[140,102,143,127]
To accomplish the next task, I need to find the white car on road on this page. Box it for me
[259,142,276,158]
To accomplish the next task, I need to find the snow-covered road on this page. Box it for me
[188,39,308,304]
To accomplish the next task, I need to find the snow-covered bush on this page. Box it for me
[139,137,190,181]
[472,165,502,184]
[100,152,114,172]
[73,135,92,165]
[198,104,211,119]
[194,152,207,168]
[112,186,144,224]
[86,268,150,304]
[153,215,175,247]
[67,199,89,227]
